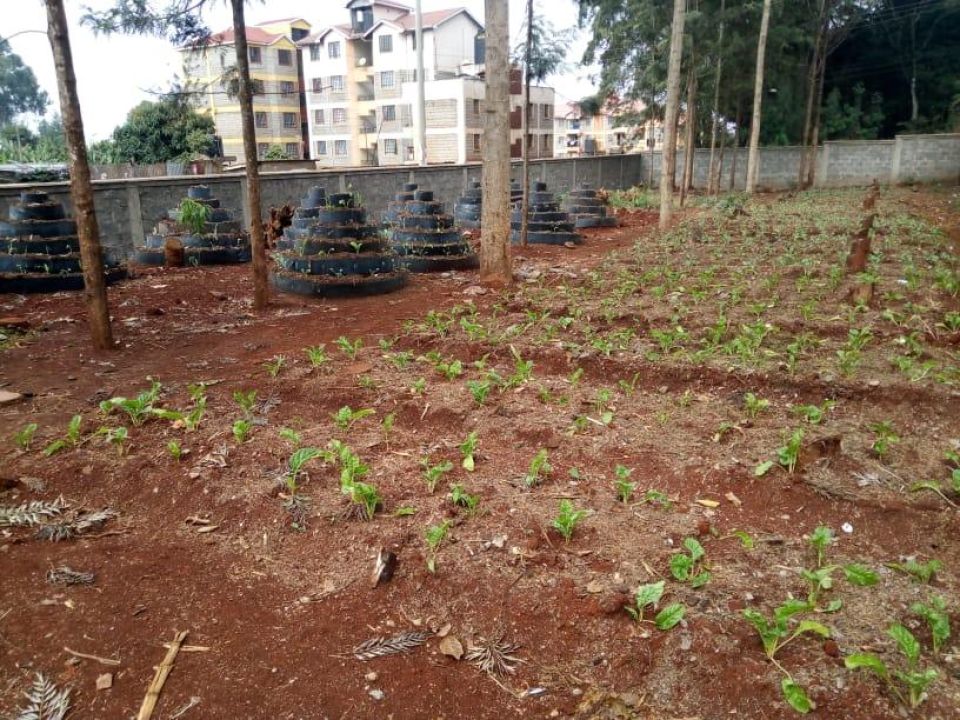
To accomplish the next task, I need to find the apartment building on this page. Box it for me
[554,100,664,157]
[180,18,311,163]
[299,0,554,167]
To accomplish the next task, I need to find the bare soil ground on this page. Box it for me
[1,188,959,720]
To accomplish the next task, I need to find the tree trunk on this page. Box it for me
[231,0,269,311]
[659,0,686,229]
[680,65,697,206]
[714,118,726,194]
[480,0,511,284]
[519,0,532,246]
[745,0,772,194]
[799,0,828,186]
[707,0,726,196]
[805,53,827,188]
[45,0,114,350]
[730,101,741,191]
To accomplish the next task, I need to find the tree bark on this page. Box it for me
[730,101,741,191]
[480,0,511,284]
[680,65,697,206]
[659,0,686,229]
[519,0,532,246]
[231,0,269,311]
[799,0,828,186]
[707,0,726,196]
[805,53,827,188]
[745,0,772,194]
[45,0,114,350]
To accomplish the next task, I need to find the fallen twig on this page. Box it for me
[64,646,121,666]
[137,630,188,720]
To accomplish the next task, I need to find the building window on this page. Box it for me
[380,71,395,88]
[255,112,268,128]
[309,44,320,61]
[412,32,417,51]
[280,80,295,95]
[331,75,345,92]
[334,139,348,156]
[472,99,480,115]
[249,47,262,64]
[404,144,415,161]
[311,78,322,93]
[314,109,325,125]
[382,105,396,122]
[333,108,347,125]
[379,34,393,53]
[473,134,481,152]
[328,41,341,58]
[285,142,299,158]
[257,142,269,158]
[543,134,552,152]
[278,49,292,66]
[251,79,264,95]
[384,138,398,155]
[543,104,551,119]
[316,140,328,155]
[283,112,297,128]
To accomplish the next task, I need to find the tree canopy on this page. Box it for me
[0,37,49,125]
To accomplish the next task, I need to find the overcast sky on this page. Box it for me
[8,0,597,140]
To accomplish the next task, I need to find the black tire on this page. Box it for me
[390,229,463,246]
[302,187,327,207]
[273,252,396,276]
[510,230,583,245]
[401,254,479,273]
[0,253,82,274]
[393,241,475,258]
[328,193,355,208]
[396,214,455,231]
[275,237,389,255]
[0,266,126,294]
[10,203,66,221]
[19,191,50,204]
[182,246,251,265]
[2,237,79,255]
[187,186,213,200]
[573,216,618,228]
[271,270,408,298]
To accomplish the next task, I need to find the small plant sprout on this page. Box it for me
[104,426,128,456]
[624,580,686,630]
[791,400,835,425]
[614,465,636,503]
[99,381,162,426]
[436,358,464,380]
[551,499,587,541]
[639,489,672,509]
[459,431,478,471]
[167,440,183,461]
[809,525,835,568]
[449,484,479,512]
[743,392,770,418]
[524,449,552,487]
[425,520,451,573]
[765,428,804,474]
[333,406,375,430]
[232,418,252,443]
[278,427,302,447]
[381,412,395,441]
[670,537,711,588]
[335,335,363,360]
[263,355,286,378]
[507,346,534,387]
[305,344,329,368]
[845,624,939,709]
[43,414,84,456]
[422,459,453,493]
[887,558,942,584]
[869,420,899,459]
[342,479,381,521]
[467,379,493,406]
[911,595,951,655]
[411,377,426,395]
[233,390,256,417]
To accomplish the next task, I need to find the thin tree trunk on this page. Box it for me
[231,0,269,311]
[799,0,827,186]
[519,0,532,246]
[730,101,741,191]
[659,0,686,230]
[45,0,114,350]
[707,0,726,196]
[745,0,772,194]
[480,0,511,284]
[805,53,827,188]
[680,65,697,206]
[715,118,726,193]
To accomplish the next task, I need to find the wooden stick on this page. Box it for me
[63,646,121,666]
[137,630,188,720]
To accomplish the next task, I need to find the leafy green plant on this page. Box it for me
[263,355,285,378]
[381,412,395,442]
[911,595,950,655]
[278,427,301,447]
[178,197,211,234]
[507,347,533,387]
[524,449,552,487]
[743,392,770,418]
[333,406,375,430]
[459,431,478,471]
[411,377,426,395]
[778,428,804,473]
[809,525,835,568]
[43,414,84,456]
[232,418,252,443]
[791,400,835,425]
[614,465,635,504]
[342,479,380,520]
[305,344,329,368]
[551,499,587,541]
[101,425,128,456]
[836,348,861,377]
[869,420,899,459]
[233,390,256,417]
[639,489,672,509]
[422,459,453,493]
[425,520,451,573]
[887,558,942,584]
[450,483,479,512]
[167,440,183,461]
[624,580,685,630]
[845,624,939,709]
[335,335,363,359]
[99,381,162,426]
[436,358,463,380]
[670,537,710,588]
[285,447,323,495]
[467,379,493,406]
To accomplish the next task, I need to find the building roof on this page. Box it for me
[205,27,285,46]
[346,0,412,10]
[365,8,481,36]
[298,24,357,45]
[254,17,311,26]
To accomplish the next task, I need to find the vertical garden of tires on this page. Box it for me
[562,183,619,228]
[384,184,478,272]
[271,186,407,298]
[511,181,583,245]
[0,190,126,293]
[453,180,524,229]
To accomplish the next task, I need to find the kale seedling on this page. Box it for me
[869,420,899,460]
[459,431,478,471]
[232,418,252,443]
[670,537,711,588]
[551,499,587,541]
[524,449,552,487]
[743,392,770,418]
[263,355,285,378]
[233,390,256,417]
[624,580,685,630]
[449,484,479,512]
[332,406,375,430]
[422,459,453,493]
[845,624,939,709]
[614,465,635,504]
[335,335,363,360]
[911,595,951,655]
[887,558,942,584]
[425,520,451,573]
[305,345,329,368]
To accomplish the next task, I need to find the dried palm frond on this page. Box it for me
[465,636,523,676]
[353,631,432,661]
[46,567,95,586]
[36,509,116,542]
[0,497,68,528]
[16,673,71,720]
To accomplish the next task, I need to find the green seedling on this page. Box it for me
[333,406,375,430]
[342,479,380,520]
[99,381,162,426]
[450,484,479,512]
[422,459,453,493]
[232,418,252,443]
[167,440,183,461]
[836,348,861,377]
[335,335,363,359]
[614,465,635,504]
[551,499,587,541]
[467,379,493,406]
[411,377,426,395]
[394,506,417,517]
[178,197,211,234]
[507,346,533,387]
[639,489,672,509]
[887,558,942,584]
[869,420,899,459]
[305,344,329,368]
[670,537,711,588]
[459,431,478,471]
[524,449,552,487]
[278,427,302,447]
[381,412,395,441]
[436,358,463,380]
[233,390,257,417]
[911,595,951,655]
[263,355,285,378]
[777,428,804,473]
[743,392,770,418]
[425,520,451,573]
[845,624,939,709]
[389,351,413,369]
[285,447,324,495]
[809,525,834,568]
[43,414,84,456]
[624,580,685,630]
[791,400,835,425]
[102,426,128,456]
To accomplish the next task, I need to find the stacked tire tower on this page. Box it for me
[133,185,250,266]
[386,185,478,272]
[562,184,618,228]
[510,181,583,245]
[0,190,126,293]
[271,186,407,298]
[453,180,524,229]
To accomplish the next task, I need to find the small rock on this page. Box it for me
[0,390,25,406]
[365,672,378,682]
[598,591,630,615]
[439,635,464,660]
[96,673,113,691]
[695,518,712,537]
[462,285,487,296]
[369,689,384,701]
[679,633,693,651]
[823,639,840,658]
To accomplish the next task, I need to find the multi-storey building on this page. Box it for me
[180,18,311,163]
[554,100,665,157]
[300,0,554,167]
